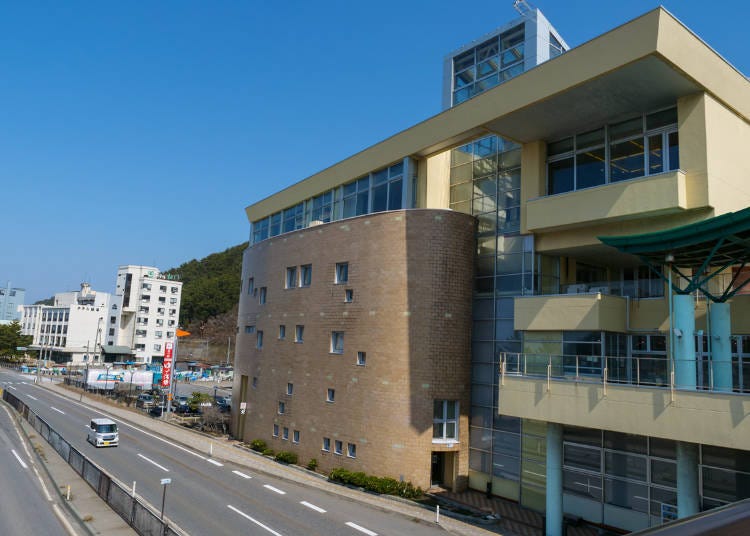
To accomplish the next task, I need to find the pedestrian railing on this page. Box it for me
[2,390,188,536]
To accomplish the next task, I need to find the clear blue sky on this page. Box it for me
[3,1,748,303]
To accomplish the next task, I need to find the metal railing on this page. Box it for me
[2,390,188,536]
[500,353,750,394]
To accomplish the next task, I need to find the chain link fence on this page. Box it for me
[2,390,188,536]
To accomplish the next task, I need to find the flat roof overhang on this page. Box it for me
[246,7,749,223]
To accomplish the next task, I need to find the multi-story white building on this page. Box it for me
[0,282,25,324]
[21,282,111,364]
[107,265,183,364]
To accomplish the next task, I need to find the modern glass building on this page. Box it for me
[236,7,750,535]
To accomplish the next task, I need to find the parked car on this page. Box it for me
[174,395,189,408]
[175,404,201,415]
[215,396,231,412]
[136,393,155,409]
[149,405,164,417]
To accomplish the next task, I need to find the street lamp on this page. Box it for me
[105,365,112,394]
[160,478,171,521]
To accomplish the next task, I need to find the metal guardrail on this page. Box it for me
[499,353,750,394]
[2,390,188,536]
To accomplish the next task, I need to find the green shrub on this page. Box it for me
[261,448,275,456]
[275,451,298,464]
[306,458,318,471]
[328,468,422,499]
[250,439,267,452]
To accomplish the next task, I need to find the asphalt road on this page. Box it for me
[0,396,72,535]
[0,370,448,536]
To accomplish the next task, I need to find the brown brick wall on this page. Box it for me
[232,209,475,489]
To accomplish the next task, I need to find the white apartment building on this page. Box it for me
[108,265,183,364]
[21,282,111,364]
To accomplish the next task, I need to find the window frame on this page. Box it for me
[331,331,344,354]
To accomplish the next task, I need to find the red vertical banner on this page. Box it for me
[161,341,174,388]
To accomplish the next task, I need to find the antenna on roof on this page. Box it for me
[513,0,535,18]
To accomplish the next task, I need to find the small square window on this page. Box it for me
[287,382,293,396]
[273,424,279,437]
[345,289,354,303]
[278,401,285,414]
[331,331,344,354]
[327,388,335,403]
[295,325,304,343]
[279,325,286,339]
[335,262,349,284]
[259,287,267,304]
[300,264,312,287]
[282,427,289,440]
[357,351,366,366]
[322,437,331,452]
[293,430,300,443]
[286,267,297,289]
[334,440,343,455]
[347,443,357,458]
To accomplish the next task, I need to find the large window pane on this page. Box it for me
[668,131,679,170]
[651,459,677,487]
[610,139,645,181]
[605,451,647,481]
[387,178,402,210]
[372,184,387,212]
[494,453,521,479]
[576,147,606,189]
[648,134,664,174]
[548,157,574,194]
[470,448,491,473]
[565,444,601,472]
[564,470,602,500]
[605,478,649,512]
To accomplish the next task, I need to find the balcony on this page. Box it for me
[498,353,750,450]
[525,170,689,232]
[515,290,628,332]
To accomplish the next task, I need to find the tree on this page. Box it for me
[0,321,32,357]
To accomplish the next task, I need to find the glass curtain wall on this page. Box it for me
[452,134,543,507]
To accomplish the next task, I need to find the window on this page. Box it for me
[156,319,164,326]
[547,107,679,195]
[295,325,304,343]
[252,376,258,388]
[169,297,177,305]
[433,400,459,441]
[322,437,331,452]
[110,316,116,324]
[357,351,366,366]
[157,307,164,315]
[167,331,174,338]
[142,283,152,291]
[155,330,163,338]
[347,443,357,458]
[248,277,254,295]
[282,427,289,440]
[259,287,267,304]
[293,430,300,444]
[109,328,115,336]
[345,289,353,303]
[331,332,344,354]
[278,325,286,339]
[327,388,335,403]
[278,401,285,414]
[136,329,147,337]
[300,265,312,287]
[159,285,167,292]
[158,296,166,304]
[335,262,349,284]
[286,267,297,289]
[170,287,178,294]
[273,424,279,437]
[334,440,343,455]
[153,344,161,351]
[257,331,264,349]
[287,382,293,395]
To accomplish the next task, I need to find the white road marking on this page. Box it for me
[263,484,286,495]
[11,449,28,469]
[50,406,65,414]
[8,385,16,390]
[300,501,326,513]
[232,470,252,479]
[137,453,169,472]
[345,522,378,536]
[27,395,38,401]
[227,504,283,536]
[208,459,224,466]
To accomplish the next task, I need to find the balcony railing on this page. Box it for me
[500,353,750,394]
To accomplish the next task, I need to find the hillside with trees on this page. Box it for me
[163,243,247,362]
